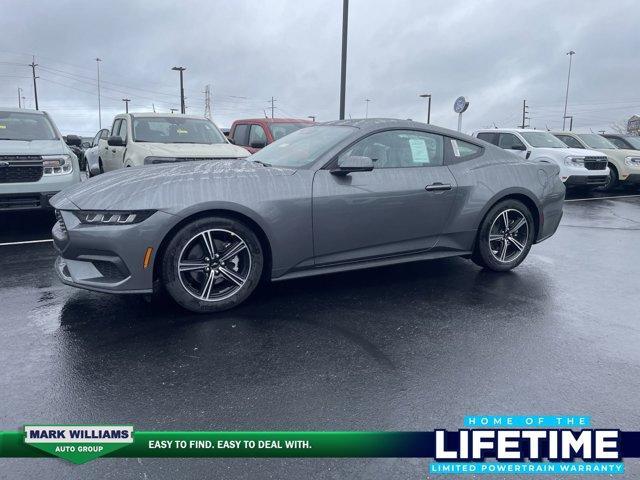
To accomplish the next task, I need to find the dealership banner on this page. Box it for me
[1,416,639,472]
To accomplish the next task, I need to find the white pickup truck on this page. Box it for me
[93,113,250,173]
[473,128,609,188]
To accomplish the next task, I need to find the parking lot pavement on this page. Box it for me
[1,194,639,479]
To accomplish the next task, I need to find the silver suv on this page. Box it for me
[0,109,82,210]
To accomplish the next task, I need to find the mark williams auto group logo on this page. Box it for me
[24,425,133,464]
[430,415,624,475]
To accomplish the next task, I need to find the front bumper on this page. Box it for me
[0,191,59,210]
[563,175,608,186]
[52,208,177,294]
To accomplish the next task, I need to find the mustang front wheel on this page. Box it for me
[161,216,263,312]
[472,200,534,272]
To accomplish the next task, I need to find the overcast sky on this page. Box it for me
[1,0,639,135]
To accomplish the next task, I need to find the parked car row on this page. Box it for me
[1,104,640,215]
[472,128,640,191]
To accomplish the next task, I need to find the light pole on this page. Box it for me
[122,98,131,113]
[339,0,349,120]
[562,50,575,130]
[419,93,431,123]
[365,98,370,118]
[172,66,186,114]
[17,87,22,108]
[96,58,102,128]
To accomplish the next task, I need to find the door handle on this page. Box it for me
[425,182,452,192]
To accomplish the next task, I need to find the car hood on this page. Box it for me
[535,147,604,158]
[133,142,249,158]
[590,148,639,159]
[0,139,66,155]
[50,159,296,211]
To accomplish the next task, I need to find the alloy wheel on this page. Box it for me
[177,228,252,302]
[488,209,529,263]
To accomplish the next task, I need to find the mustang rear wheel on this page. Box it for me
[472,200,534,272]
[161,216,263,312]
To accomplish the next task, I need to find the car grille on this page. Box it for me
[92,260,127,281]
[0,155,44,183]
[584,156,608,170]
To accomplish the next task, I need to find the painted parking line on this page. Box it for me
[565,194,640,202]
[0,239,53,247]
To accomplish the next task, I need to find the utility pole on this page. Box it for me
[307,115,316,122]
[563,115,574,131]
[17,87,22,108]
[29,57,39,110]
[204,85,212,119]
[520,99,530,129]
[365,99,370,118]
[95,58,102,128]
[339,0,349,120]
[419,93,431,123]
[562,50,575,130]
[270,97,276,119]
[172,66,186,114]
[122,98,130,113]
[170,108,178,114]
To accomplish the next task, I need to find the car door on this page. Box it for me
[110,117,128,169]
[102,119,121,171]
[312,129,458,265]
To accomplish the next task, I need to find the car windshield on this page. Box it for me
[624,136,640,149]
[0,111,58,141]
[520,131,567,148]
[132,117,226,144]
[269,122,311,141]
[577,134,617,149]
[250,125,356,168]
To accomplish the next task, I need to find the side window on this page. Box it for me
[100,129,109,140]
[450,139,482,159]
[233,124,250,146]
[92,130,102,147]
[111,119,121,137]
[556,135,583,149]
[498,133,526,150]
[476,132,498,145]
[608,137,628,149]
[339,130,444,168]
[117,119,128,142]
[249,124,267,146]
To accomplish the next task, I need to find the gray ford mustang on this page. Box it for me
[51,119,565,313]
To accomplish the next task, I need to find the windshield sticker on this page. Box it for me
[176,128,188,134]
[409,138,430,163]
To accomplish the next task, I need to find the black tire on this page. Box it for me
[600,164,618,192]
[471,199,534,272]
[161,216,264,313]
[98,158,104,174]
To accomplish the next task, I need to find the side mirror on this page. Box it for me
[249,140,267,149]
[227,137,235,144]
[331,156,374,176]
[510,144,527,151]
[65,134,82,147]
[107,136,125,147]
[82,141,92,149]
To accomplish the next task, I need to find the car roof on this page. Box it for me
[474,128,549,134]
[323,118,469,138]
[233,118,313,124]
[119,113,210,120]
[0,107,46,115]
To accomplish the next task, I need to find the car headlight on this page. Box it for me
[624,156,640,167]
[144,156,178,165]
[564,156,585,167]
[74,210,156,225]
[43,154,73,175]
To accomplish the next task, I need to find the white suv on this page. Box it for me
[473,128,609,187]
[96,113,249,172]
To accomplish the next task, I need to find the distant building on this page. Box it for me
[628,115,640,135]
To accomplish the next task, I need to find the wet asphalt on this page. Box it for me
[1,189,639,479]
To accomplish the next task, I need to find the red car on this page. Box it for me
[228,118,313,153]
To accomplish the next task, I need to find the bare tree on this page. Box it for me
[609,119,628,134]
